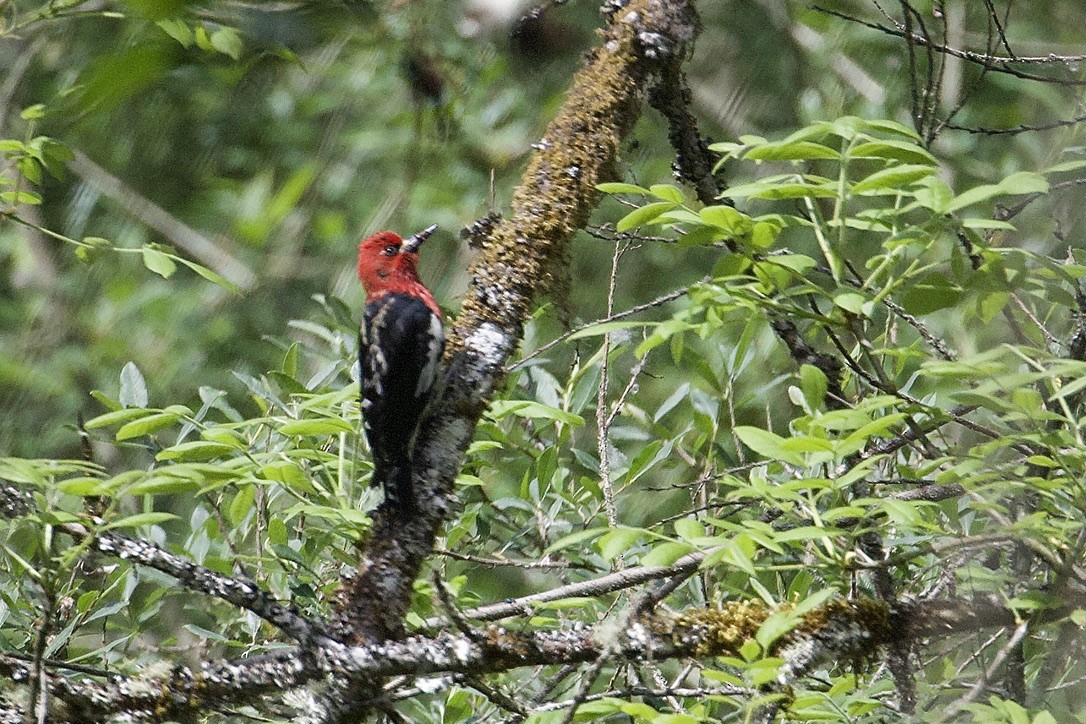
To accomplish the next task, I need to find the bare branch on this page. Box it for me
[813,5,1086,86]
[420,548,709,629]
[13,593,1060,722]
[0,494,320,646]
[508,281,699,373]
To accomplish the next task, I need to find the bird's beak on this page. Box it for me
[400,225,438,254]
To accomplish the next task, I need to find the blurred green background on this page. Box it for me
[1,0,1083,457]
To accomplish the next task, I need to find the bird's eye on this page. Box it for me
[382,245,398,256]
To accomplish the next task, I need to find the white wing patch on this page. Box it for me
[415,312,444,398]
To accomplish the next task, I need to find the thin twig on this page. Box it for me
[813,5,1086,86]
[597,241,626,529]
[558,649,610,724]
[947,110,1086,135]
[940,621,1030,720]
[528,684,748,713]
[434,547,577,570]
[506,283,701,373]
[419,549,710,629]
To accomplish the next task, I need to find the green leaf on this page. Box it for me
[850,164,935,194]
[912,176,954,213]
[743,141,840,161]
[229,484,254,525]
[755,610,800,650]
[20,104,46,121]
[749,220,780,249]
[740,639,762,662]
[833,292,867,315]
[945,183,1002,212]
[203,425,245,447]
[210,27,242,60]
[733,426,804,466]
[141,247,177,278]
[791,587,838,617]
[615,201,678,232]
[282,342,299,378]
[40,138,74,163]
[127,474,200,496]
[543,527,606,555]
[765,253,817,274]
[278,418,354,436]
[175,257,239,292]
[675,225,724,246]
[961,218,1016,230]
[19,157,42,184]
[597,527,645,561]
[116,412,179,440]
[1049,374,1086,402]
[674,517,705,541]
[57,477,114,496]
[104,512,178,530]
[657,208,704,225]
[999,171,1049,195]
[942,171,1048,214]
[156,441,236,462]
[261,461,317,493]
[290,503,372,529]
[194,25,215,52]
[119,362,148,408]
[84,407,154,429]
[648,184,684,203]
[487,400,585,426]
[1045,159,1086,174]
[711,537,757,576]
[156,18,193,47]
[779,436,835,453]
[723,180,838,200]
[699,205,751,233]
[271,543,308,567]
[864,118,923,140]
[641,541,695,567]
[799,364,828,409]
[849,140,937,165]
[0,190,42,205]
[901,274,962,315]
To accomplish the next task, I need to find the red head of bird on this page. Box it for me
[357,225,440,314]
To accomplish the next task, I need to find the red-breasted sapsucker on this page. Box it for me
[356,225,444,511]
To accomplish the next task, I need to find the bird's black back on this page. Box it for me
[359,292,444,510]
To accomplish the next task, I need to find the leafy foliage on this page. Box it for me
[2,0,1086,721]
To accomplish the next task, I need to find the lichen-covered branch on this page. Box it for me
[647,58,722,207]
[0,491,318,645]
[11,593,1050,722]
[91,525,318,644]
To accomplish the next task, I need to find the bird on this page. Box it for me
[356,225,444,513]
